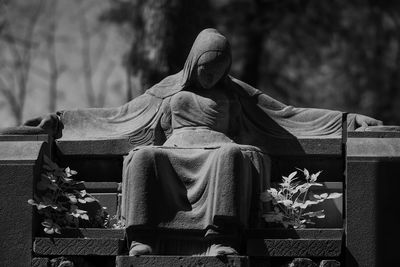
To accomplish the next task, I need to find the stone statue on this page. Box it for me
[2,28,385,256]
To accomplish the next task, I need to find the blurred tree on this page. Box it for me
[0,0,44,124]
[100,0,213,100]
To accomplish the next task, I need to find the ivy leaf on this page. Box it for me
[327,193,342,199]
[310,171,322,182]
[80,214,89,220]
[288,171,297,180]
[278,199,293,207]
[66,193,77,204]
[84,197,97,203]
[303,210,325,219]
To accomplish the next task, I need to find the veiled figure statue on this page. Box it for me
[10,28,382,256]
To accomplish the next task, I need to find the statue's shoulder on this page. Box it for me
[226,76,263,98]
[146,72,184,99]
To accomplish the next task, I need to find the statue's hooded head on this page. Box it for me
[181,28,232,89]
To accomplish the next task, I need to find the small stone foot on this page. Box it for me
[129,241,152,256]
[205,244,238,256]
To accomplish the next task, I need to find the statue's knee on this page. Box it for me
[219,144,241,157]
[133,147,159,162]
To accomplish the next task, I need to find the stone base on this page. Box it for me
[116,256,249,267]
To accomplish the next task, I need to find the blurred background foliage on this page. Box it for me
[1,0,400,127]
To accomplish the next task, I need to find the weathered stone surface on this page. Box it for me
[246,229,343,239]
[289,258,317,267]
[33,238,123,255]
[32,257,49,267]
[319,260,340,267]
[116,256,249,267]
[84,182,121,193]
[56,155,122,182]
[346,135,400,266]
[56,138,132,156]
[247,239,341,257]
[347,137,400,159]
[0,141,46,267]
[52,228,124,239]
[56,137,342,157]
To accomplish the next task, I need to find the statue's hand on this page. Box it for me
[354,114,383,130]
[23,113,63,139]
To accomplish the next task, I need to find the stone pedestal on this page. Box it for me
[0,140,47,266]
[346,134,400,266]
[116,256,249,267]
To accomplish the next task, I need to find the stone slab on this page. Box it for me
[246,228,343,239]
[0,141,46,164]
[348,130,400,138]
[91,192,119,218]
[0,141,46,267]
[247,239,342,257]
[56,137,342,156]
[0,134,49,142]
[347,137,400,159]
[84,182,121,193]
[56,138,133,156]
[56,155,122,182]
[116,256,249,267]
[45,228,125,239]
[33,237,123,255]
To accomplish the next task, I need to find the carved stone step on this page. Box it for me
[116,256,249,267]
[33,237,124,256]
[246,228,343,257]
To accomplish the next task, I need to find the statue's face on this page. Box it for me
[196,54,230,89]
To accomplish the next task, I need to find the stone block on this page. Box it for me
[116,255,249,267]
[346,136,400,266]
[248,239,341,257]
[0,141,47,267]
[52,228,124,239]
[33,237,123,256]
[247,229,342,258]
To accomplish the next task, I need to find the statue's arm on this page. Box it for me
[257,93,383,130]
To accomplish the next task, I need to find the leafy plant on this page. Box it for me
[28,156,100,234]
[260,168,342,229]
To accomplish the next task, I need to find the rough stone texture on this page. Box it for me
[55,155,122,182]
[91,192,119,218]
[246,229,343,239]
[289,258,318,267]
[56,137,342,157]
[56,138,132,156]
[33,237,123,256]
[84,182,121,193]
[54,228,124,239]
[346,135,400,266]
[0,141,46,267]
[116,256,249,267]
[319,260,340,267]
[32,257,49,267]
[247,239,341,257]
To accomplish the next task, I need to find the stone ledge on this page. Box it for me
[247,239,342,257]
[41,228,125,239]
[56,137,342,156]
[246,228,343,239]
[116,255,249,267]
[33,237,124,256]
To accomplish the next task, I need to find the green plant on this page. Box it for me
[28,156,100,234]
[260,168,342,229]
